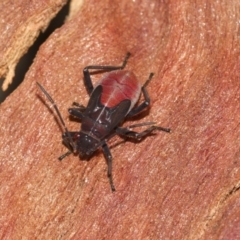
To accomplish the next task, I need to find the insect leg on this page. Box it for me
[102,142,116,192]
[58,150,72,160]
[59,131,80,160]
[127,73,153,117]
[68,102,86,120]
[68,108,85,120]
[83,52,131,95]
[72,102,86,110]
[116,124,170,139]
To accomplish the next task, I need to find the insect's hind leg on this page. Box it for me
[127,73,153,118]
[83,52,131,95]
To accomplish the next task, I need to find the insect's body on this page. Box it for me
[97,70,141,109]
[77,70,141,155]
[37,53,170,192]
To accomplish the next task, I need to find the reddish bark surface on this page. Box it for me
[0,0,240,239]
[0,0,67,90]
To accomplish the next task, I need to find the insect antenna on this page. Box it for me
[58,150,72,160]
[37,82,76,157]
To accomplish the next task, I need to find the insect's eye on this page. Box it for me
[73,133,80,141]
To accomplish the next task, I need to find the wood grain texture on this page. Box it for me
[0,0,240,239]
[0,0,67,90]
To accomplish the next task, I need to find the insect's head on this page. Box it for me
[76,132,100,157]
[60,132,100,159]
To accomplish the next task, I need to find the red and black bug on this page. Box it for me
[37,53,170,191]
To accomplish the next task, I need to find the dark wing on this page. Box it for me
[104,99,131,130]
[84,85,131,135]
[85,85,103,115]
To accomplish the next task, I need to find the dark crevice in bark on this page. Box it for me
[0,0,71,103]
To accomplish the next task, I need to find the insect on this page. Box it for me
[37,52,170,191]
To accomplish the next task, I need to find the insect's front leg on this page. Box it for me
[59,131,79,160]
[72,102,86,110]
[68,108,85,120]
[101,142,116,192]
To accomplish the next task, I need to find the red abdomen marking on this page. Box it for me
[96,70,141,110]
